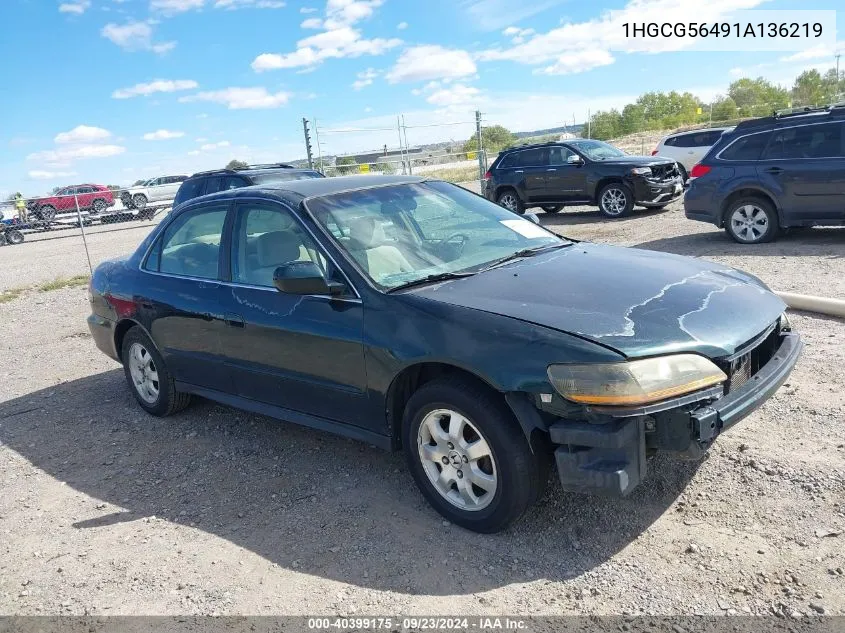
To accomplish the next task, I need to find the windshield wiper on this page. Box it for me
[386,271,476,293]
[480,242,572,272]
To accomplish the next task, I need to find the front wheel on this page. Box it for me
[402,378,547,533]
[132,194,148,211]
[724,198,779,244]
[496,189,525,215]
[121,326,191,416]
[597,183,634,218]
[39,205,57,222]
[6,229,24,245]
[92,199,107,214]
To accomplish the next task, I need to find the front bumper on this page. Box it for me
[630,176,684,207]
[550,331,802,496]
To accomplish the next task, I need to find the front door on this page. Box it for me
[217,200,369,427]
[544,146,589,202]
[140,203,233,391]
[758,121,845,223]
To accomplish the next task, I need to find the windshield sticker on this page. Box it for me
[500,219,549,239]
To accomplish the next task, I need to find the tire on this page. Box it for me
[597,183,634,218]
[92,199,107,213]
[121,193,133,209]
[0,233,6,246]
[6,229,24,245]
[542,205,562,214]
[496,189,525,215]
[121,326,191,417]
[132,194,148,211]
[402,377,548,533]
[724,197,779,244]
[677,164,689,184]
[38,205,57,222]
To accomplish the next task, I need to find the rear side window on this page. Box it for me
[762,122,844,160]
[719,131,772,161]
[174,178,204,206]
[496,153,518,169]
[672,131,722,148]
[155,206,228,279]
[662,136,678,147]
[516,148,547,166]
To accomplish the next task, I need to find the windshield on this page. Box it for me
[305,181,567,290]
[568,140,627,160]
[251,171,323,185]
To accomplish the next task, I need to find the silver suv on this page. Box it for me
[120,175,189,215]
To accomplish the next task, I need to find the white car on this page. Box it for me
[652,127,734,180]
[120,175,189,215]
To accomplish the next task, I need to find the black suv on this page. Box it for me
[684,105,845,244]
[173,163,324,208]
[484,140,683,218]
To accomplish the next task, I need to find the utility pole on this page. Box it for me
[302,118,314,169]
[475,110,484,189]
[402,114,412,175]
[396,116,406,175]
[587,109,591,139]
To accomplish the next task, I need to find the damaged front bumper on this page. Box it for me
[544,330,802,496]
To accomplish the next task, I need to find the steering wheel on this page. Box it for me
[442,233,471,252]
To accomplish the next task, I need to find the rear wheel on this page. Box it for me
[597,183,634,218]
[121,326,191,416]
[402,377,548,533]
[724,198,779,244]
[132,194,148,211]
[39,205,57,222]
[6,229,24,245]
[496,189,525,215]
[92,198,107,213]
[542,205,562,213]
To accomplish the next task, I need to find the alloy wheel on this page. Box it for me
[498,193,517,211]
[600,188,627,215]
[128,342,159,404]
[417,408,497,511]
[730,204,768,242]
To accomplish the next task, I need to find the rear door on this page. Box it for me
[140,203,233,390]
[512,147,548,203]
[544,145,588,202]
[757,121,845,223]
[147,178,164,202]
[76,186,96,209]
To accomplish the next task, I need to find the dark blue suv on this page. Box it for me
[684,105,845,244]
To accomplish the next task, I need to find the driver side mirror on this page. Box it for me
[273,262,345,296]
[567,154,584,165]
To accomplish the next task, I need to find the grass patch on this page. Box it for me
[37,274,90,292]
[421,165,480,183]
[0,287,26,304]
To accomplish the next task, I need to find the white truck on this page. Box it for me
[119,175,189,216]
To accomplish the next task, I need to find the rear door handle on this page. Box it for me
[224,313,245,328]
[765,167,784,174]
[546,169,558,172]
[514,170,524,174]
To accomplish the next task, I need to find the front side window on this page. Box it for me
[548,146,576,165]
[306,181,566,290]
[762,123,843,160]
[152,206,228,279]
[567,140,626,160]
[720,131,772,161]
[232,204,328,288]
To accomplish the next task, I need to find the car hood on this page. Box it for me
[408,243,786,359]
[596,155,675,167]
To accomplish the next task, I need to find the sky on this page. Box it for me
[0,0,842,196]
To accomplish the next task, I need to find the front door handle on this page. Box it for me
[546,169,558,172]
[224,313,245,328]
[514,170,524,174]
[765,167,784,175]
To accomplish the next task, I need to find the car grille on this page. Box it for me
[651,163,680,181]
[716,321,781,395]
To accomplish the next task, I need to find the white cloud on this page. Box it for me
[112,79,199,99]
[59,0,91,14]
[28,170,78,180]
[196,137,209,142]
[425,83,480,106]
[386,45,477,83]
[300,5,317,11]
[55,125,112,144]
[461,0,565,31]
[534,49,615,75]
[781,41,844,63]
[28,145,126,165]
[150,0,205,13]
[180,87,291,109]
[352,67,379,90]
[502,25,534,43]
[101,21,176,54]
[214,0,286,8]
[142,129,186,140]
[253,0,399,71]
[397,21,407,30]
[188,150,201,156]
[199,141,231,150]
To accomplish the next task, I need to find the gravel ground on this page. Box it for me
[1,194,843,617]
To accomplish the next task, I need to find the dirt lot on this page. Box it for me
[1,196,843,618]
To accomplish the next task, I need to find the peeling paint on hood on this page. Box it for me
[409,243,786,359]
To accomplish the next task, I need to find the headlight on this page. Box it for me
[630,167,652,176]
[547,354,726,406]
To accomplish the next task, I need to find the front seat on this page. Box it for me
[345,216,413,282]
[243,231,308,287]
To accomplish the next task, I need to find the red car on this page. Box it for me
[27,184,115,222]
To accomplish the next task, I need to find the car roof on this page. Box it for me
[665,127,732,138]
[188,165,318,178]
[180,174,428,209]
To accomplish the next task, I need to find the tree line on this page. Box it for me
[589,68,845,140]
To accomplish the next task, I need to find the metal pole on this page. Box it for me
[475,110,485,189]
[74,194,93,276]
[587,109,591,139]
[302,118,314,169]
[313,117,323,172]
[402,115,412,175]
[396,116,406,175]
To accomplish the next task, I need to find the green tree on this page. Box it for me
[336,156,357,175]
[463,125,517,154]
[225,159,249,170]
[728,77,788,117]
[589,109,623,140]
[710,96,738,121]
[132,179,146,186]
